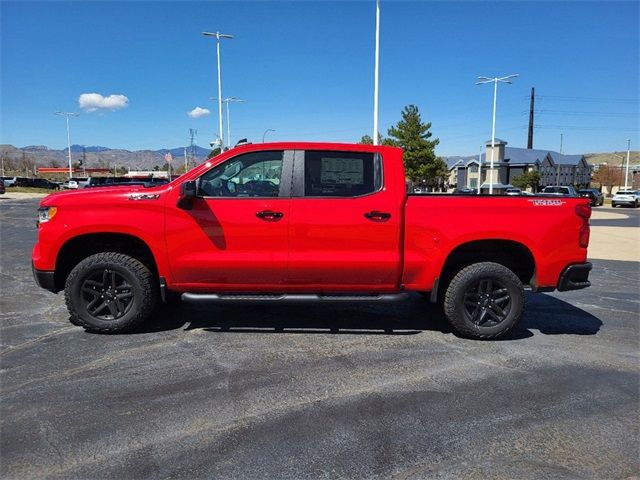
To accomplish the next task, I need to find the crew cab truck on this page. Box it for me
[32,142,592,339]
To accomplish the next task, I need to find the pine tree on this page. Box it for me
[386,105,443,186]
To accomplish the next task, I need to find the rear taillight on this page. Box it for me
[575,202,591,220]
[576,201,591,248]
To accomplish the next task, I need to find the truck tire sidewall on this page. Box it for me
[65,253,155,333]
[444,262,524,339]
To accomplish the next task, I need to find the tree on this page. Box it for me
[386,105,441,186]
[593,165,622,193]
[207,147,221,159]
[512,170,541,190]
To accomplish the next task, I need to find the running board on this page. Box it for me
[181,292,410,303]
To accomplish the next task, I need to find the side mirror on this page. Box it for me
[177,180,197,210]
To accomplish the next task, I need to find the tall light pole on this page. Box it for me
[612,153,625,191]
[203,31,233,150]
[624,138,631,190]
[262,129,275,143]
[55,112,79,179]
[476,74,518,194]
[211,97,245,148]
[372,0,380,145]
[478,145,483,194]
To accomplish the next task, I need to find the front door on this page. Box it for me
[165,150,292,291]
[286,149,403,291]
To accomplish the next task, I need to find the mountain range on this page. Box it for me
[0,144,212,171]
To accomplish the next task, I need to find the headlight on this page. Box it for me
[37,207,57,225]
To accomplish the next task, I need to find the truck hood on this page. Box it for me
[40,184,170,207]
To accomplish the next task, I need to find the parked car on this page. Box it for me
[13,178,59,189]
[505,188,522,196]
[30,179,60,190]
[0,179,5,194]
[1,176,18,187]
[62,180,79,189]
[33,142,592,340]
[85,177,169,188]
[452,187,477,195]
[612,190,640,208]
[577,189,604,207]
[541,186,578,197]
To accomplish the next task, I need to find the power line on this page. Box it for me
[536,95,639,104]
[534,110,637,118]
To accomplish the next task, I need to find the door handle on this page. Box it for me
[364,210,391,220]
[256,210,284,220]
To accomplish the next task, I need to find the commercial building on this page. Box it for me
[446,139,592,193]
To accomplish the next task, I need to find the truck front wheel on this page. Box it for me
[443,262,524,340]
[64,252,158,333]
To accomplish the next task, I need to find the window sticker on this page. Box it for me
[320,158,364,185]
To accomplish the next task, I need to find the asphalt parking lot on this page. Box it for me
[1,198,638,479]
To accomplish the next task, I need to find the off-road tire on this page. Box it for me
[65,252,157,333]
[443,262,524,340]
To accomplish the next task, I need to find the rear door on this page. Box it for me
[165,150,293,290]
[286,149,403,290]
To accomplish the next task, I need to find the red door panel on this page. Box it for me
[286,149,405,291]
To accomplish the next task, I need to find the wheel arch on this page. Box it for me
[54,232,159,292]
[435,239,536,302]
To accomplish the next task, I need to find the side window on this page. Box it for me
[303,151,381,197]
[198,151,284,197]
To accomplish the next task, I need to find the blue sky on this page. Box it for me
[1,1,638,156]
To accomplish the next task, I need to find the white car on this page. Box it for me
[62,180,79,189]
[611,190,640,208]
[505,188,522,196]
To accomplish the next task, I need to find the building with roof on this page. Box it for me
[446,139,592,193]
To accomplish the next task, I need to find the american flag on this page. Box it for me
[164,152,173,163]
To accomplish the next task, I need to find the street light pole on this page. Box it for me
[625,138,631,190]
[476,74,518,194]
[262,129,275,143]
[55,112,79,179]
[478,145,483,194]
[372,0,380,145]
[203,32,233,151]
[212,97,245,148]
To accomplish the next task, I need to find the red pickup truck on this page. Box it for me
[32,142,592,339]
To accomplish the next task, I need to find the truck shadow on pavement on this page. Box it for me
[134,293,602,340]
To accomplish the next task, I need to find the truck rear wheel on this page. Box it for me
[64,252,157,333]
[443,262,524,340]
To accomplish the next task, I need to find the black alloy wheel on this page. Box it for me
[80,268,134,321]
[443,261,525,339]
[65,252,157,333]
[462,278,511,327]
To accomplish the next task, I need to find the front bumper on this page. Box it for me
[32,264,57,293]
[557,262,592,291]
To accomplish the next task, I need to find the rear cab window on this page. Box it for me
[301,150,382,197]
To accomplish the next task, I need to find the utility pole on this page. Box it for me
[188,128,198,167]
[555,133,564,185]
[476,74,519,194]
[372,0,380,145]
[82,146,87,176]
[203,31,233,150]
[527,87,535,149]
[54,112,79,178]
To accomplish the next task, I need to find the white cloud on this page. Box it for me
[187,106,211,118]
[79,93,129,112]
